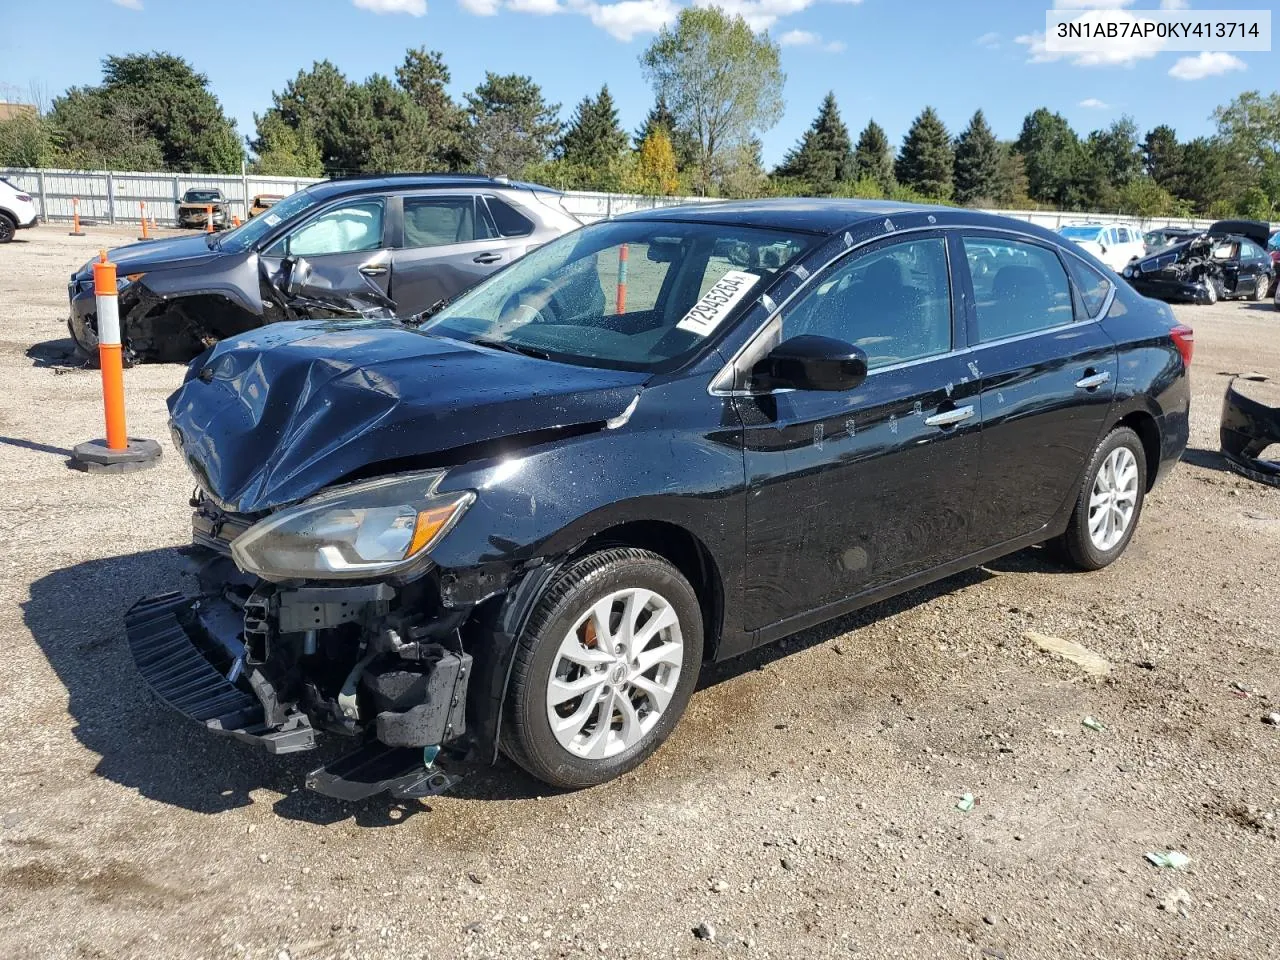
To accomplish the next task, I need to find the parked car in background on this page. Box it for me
[68,174,582,362]
[1058,222,1145,272]
[1267,229,1279,298]
[177,188,230,230]
[0,176,39,243]
[1123,220,1273,305]
[1143,226,1200,253]
[129,200,1192,801]
[249,193,284,218]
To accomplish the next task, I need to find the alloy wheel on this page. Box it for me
[545,587,683,760]
[1088,446,1139,552]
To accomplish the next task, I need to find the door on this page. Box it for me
[259,197,393,317]
[1238,239,1269,296]
[390,194,519,315]
[737,233,983,630]
[959,233,1118,547]
[1211,238,1243,296]
[1114,226,1144,268]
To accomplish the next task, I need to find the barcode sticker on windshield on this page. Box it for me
[676,271,759,338]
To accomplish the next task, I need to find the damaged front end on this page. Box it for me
[126,494,476,800]
[1221,377,1280,488]
[1124,234,1224,304]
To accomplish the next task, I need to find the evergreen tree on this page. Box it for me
[560,85,629,170]
[464,73,562,177]
[1142,124,1183,191]
[395,47,467,169]
[852,119,895,193]
[952,109,1001,205]
[895,107,953,199]
[773,92,853,194]
[633,129,680,195]
[993,145,1030,207]
[1014,108,1080,207]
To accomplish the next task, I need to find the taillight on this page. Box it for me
[15,193,31,202]
[1170,324,1194,368]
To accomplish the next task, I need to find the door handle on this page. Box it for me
[359,263,389,277]
[1075,370,1111,390]
[923,405,975,428]
[473,252,503,264]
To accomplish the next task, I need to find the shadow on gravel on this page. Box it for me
[1241,302,1278,313]
[0,435,73,458]
[26,338,86,370]
[1181,446,1235,474]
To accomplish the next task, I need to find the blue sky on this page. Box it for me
[0,0,1272,167]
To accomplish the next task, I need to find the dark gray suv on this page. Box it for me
[67,174,582,362]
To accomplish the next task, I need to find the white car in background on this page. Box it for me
[1058,223,1145,272]
[0,176,39,243]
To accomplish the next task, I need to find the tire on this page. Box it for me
[1058,426,1147,571]
[0,212,15,243]
[1204,278,1219,304]
[502,547,704,789]
[1252,277,1268,302]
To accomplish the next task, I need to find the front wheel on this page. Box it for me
[502,548,703,789]
[1058,426,1147,571]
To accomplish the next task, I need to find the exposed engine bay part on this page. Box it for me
[1221,376,1280,488]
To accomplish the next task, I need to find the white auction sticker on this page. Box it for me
[676,270,759,337]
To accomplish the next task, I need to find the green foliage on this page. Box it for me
[1113,176,1176,217]
[720,138,769,199]
[1233,185,1274,221]
[953,110,1001,206]
[395,47,468,170]
[560,86,629,175]
[895,107,953,200]
[640,7,784,194]
[774,92,853,194]
[1142,125,1182,191]
[629,129,680,195]
[1015,108,1079,208]
[250,113,322,176]
[0,112,56,167]
[464,73,562,178]
[851,120,895,194]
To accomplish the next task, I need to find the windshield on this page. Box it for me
[215,189,320,253]
[1269,232,1280,251]
[183,190,222,203]
[421,218,816,371]
[1060,225,1102,242]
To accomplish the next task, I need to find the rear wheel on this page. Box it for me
[502,547,703,789]
[1204,278,1219,304]
[0,213,15,243]
[1251,276,1268,301]
[1059,426,1147,571]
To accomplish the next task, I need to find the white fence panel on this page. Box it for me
[4,166,1271,234]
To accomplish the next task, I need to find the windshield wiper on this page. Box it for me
[472,338,552,361]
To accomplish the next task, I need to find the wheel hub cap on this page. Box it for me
[1087,446,1138,552]
[546,587,684,760]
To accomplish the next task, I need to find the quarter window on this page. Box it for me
[484,197,535,237]
[963,237,1074,342]
[403,196,481,248]
[282,200,384,256]
[782,237,952,369]
[1064,254,1113,318]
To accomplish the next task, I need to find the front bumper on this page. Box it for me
[1221,377,1280,487]
[124,574,473,800]
[67,280,99,352]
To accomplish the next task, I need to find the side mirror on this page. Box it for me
[754,335,868,392]
[281,256,312,297]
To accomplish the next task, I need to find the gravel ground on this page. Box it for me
[1,226,1279,960]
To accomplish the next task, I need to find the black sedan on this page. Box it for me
[126,200,1191,800]
[1124,219,1273,304]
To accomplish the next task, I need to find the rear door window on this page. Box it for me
[962,236,1074,342]
[483,196,535,238]
[403,196,482,248]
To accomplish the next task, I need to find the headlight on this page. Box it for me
[231,471,474,582]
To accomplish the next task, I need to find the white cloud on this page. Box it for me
[583,0,679,40]
[1168,51,1245,80]
[691,0,817,32]
[1160,0,1189,8]
[974,31,1000,49]
[1078,97,1110,109]
[508,0,561,12]
[353,0,426,13]
[459,0,499,13]
[111,0,143,9]
[778,29,843,52]
[1017,8,1164,67]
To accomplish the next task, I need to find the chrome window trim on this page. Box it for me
[710,223,1107,398]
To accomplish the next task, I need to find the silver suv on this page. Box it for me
[67,174,583,362]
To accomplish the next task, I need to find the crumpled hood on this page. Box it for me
[167,320,647,512]
[80,234,223,277]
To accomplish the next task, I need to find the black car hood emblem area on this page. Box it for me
[166,319,647,512]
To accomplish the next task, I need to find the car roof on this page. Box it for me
[303,174,560,201]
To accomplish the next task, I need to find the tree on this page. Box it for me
[852,119,895,193]
[895,107,953,200]
[640,7,784,194]
[1014,108,1080,207]
[465,73,562,177]
[631,129,680,195]
[952,110,1001,206]
[1113,175,1176,217]
[560,85,629,171]
[774,92,853,194]
[1142,124,1182,191]
[0,112,56,167]
[1213,90,1280,208]
[721,137,769,199]
[1087,117,1142,188]
[254,60,355,172]
[993,146,1031,207]
[251,113,322,176]
[46,52,240,172]
[395,46,467,169]
[1178,136,1241,214]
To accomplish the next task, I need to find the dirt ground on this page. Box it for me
[1,225,1278,960]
